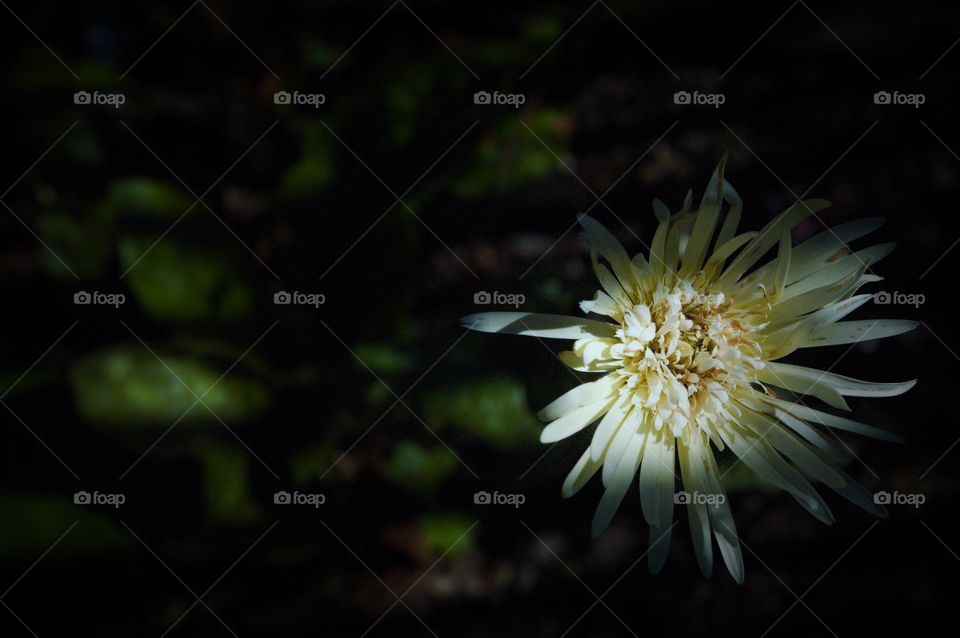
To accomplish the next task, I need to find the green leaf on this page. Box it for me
[452,110,569,200]
[193,438,255,524]
[354,342,415,377]
[424,376,540,450]
[36,210,113,280]
[118,237,253,322]
[278,153,334,204]
[70,346,269,427]
[109,177,192,220]
[420,514,476,558]
[290,444,336,486]
[384,441,458,492]
[0,491,133,559]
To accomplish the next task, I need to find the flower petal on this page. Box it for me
[763,362,916,401]
[592,430,647,537]
[591,393,633,461]
[639,427,676,529]
[678,438,714,577]
[766,396,905,443]
[538,374,619,422]
[561,447,603,498]
[700,441,744,584]
[718,422,834,525]
[460,312,617,339]
[719,198,830,288]
[579,214,637,294]
[540,399,614,443]
[801,319,917,348]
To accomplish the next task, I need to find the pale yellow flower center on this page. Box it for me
[610,283,764,438]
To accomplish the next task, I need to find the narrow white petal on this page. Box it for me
[540,399,613,444]
[579,215,636,293]
[602,409,641,486]
[639,428,676,528]
[591,394,632,461]
[719,198,830,288]
[718,423,834,525]
[830,467,888,517]
[766,396,905,443]
[538,375,618,422]
[561,447,603,498]
[460,312,617,339]
[802,319,918,348]
[681,158,726,276]
[592,431,646,537]
[700,443,744,584]
[678,439,713,576]
[647,524,673,576]
[741,409,845,489]
[763,363,916,400]
[778,243,894,302]
[735,216,884,293]
[756,363,850,411]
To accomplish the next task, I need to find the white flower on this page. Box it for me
[462,159,917,583]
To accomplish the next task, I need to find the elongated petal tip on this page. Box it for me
[590,518,608,539]
[892,379,918,395]
[539,429,558,444]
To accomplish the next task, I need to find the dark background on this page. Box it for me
[1,0,957,635]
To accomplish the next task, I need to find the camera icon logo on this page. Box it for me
[74,490,91,504]
[74,291,92,305]
[673,90,691,105]
[474,490,491,504]
[274,490,292,504]
[873,490,891,505]
[474,291,491,304]
[474,91,492,105]
[274,91,291,105]
[673,490,691,505]
[74,91,91,105]
[873,291,891,305]
[274,291,292,305]
[874,91,891,105]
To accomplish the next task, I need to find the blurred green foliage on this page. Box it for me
[452,110,569,200]
[419,513,476,558]
[119,238,254,322]
[425,376,541,450]
[385,441,459,492]
[0,491,132,559]
[193,438,256,524]
[70,346,269,427]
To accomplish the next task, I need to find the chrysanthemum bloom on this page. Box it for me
[462,159,916,583]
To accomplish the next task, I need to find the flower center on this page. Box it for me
[612,282,763,438]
